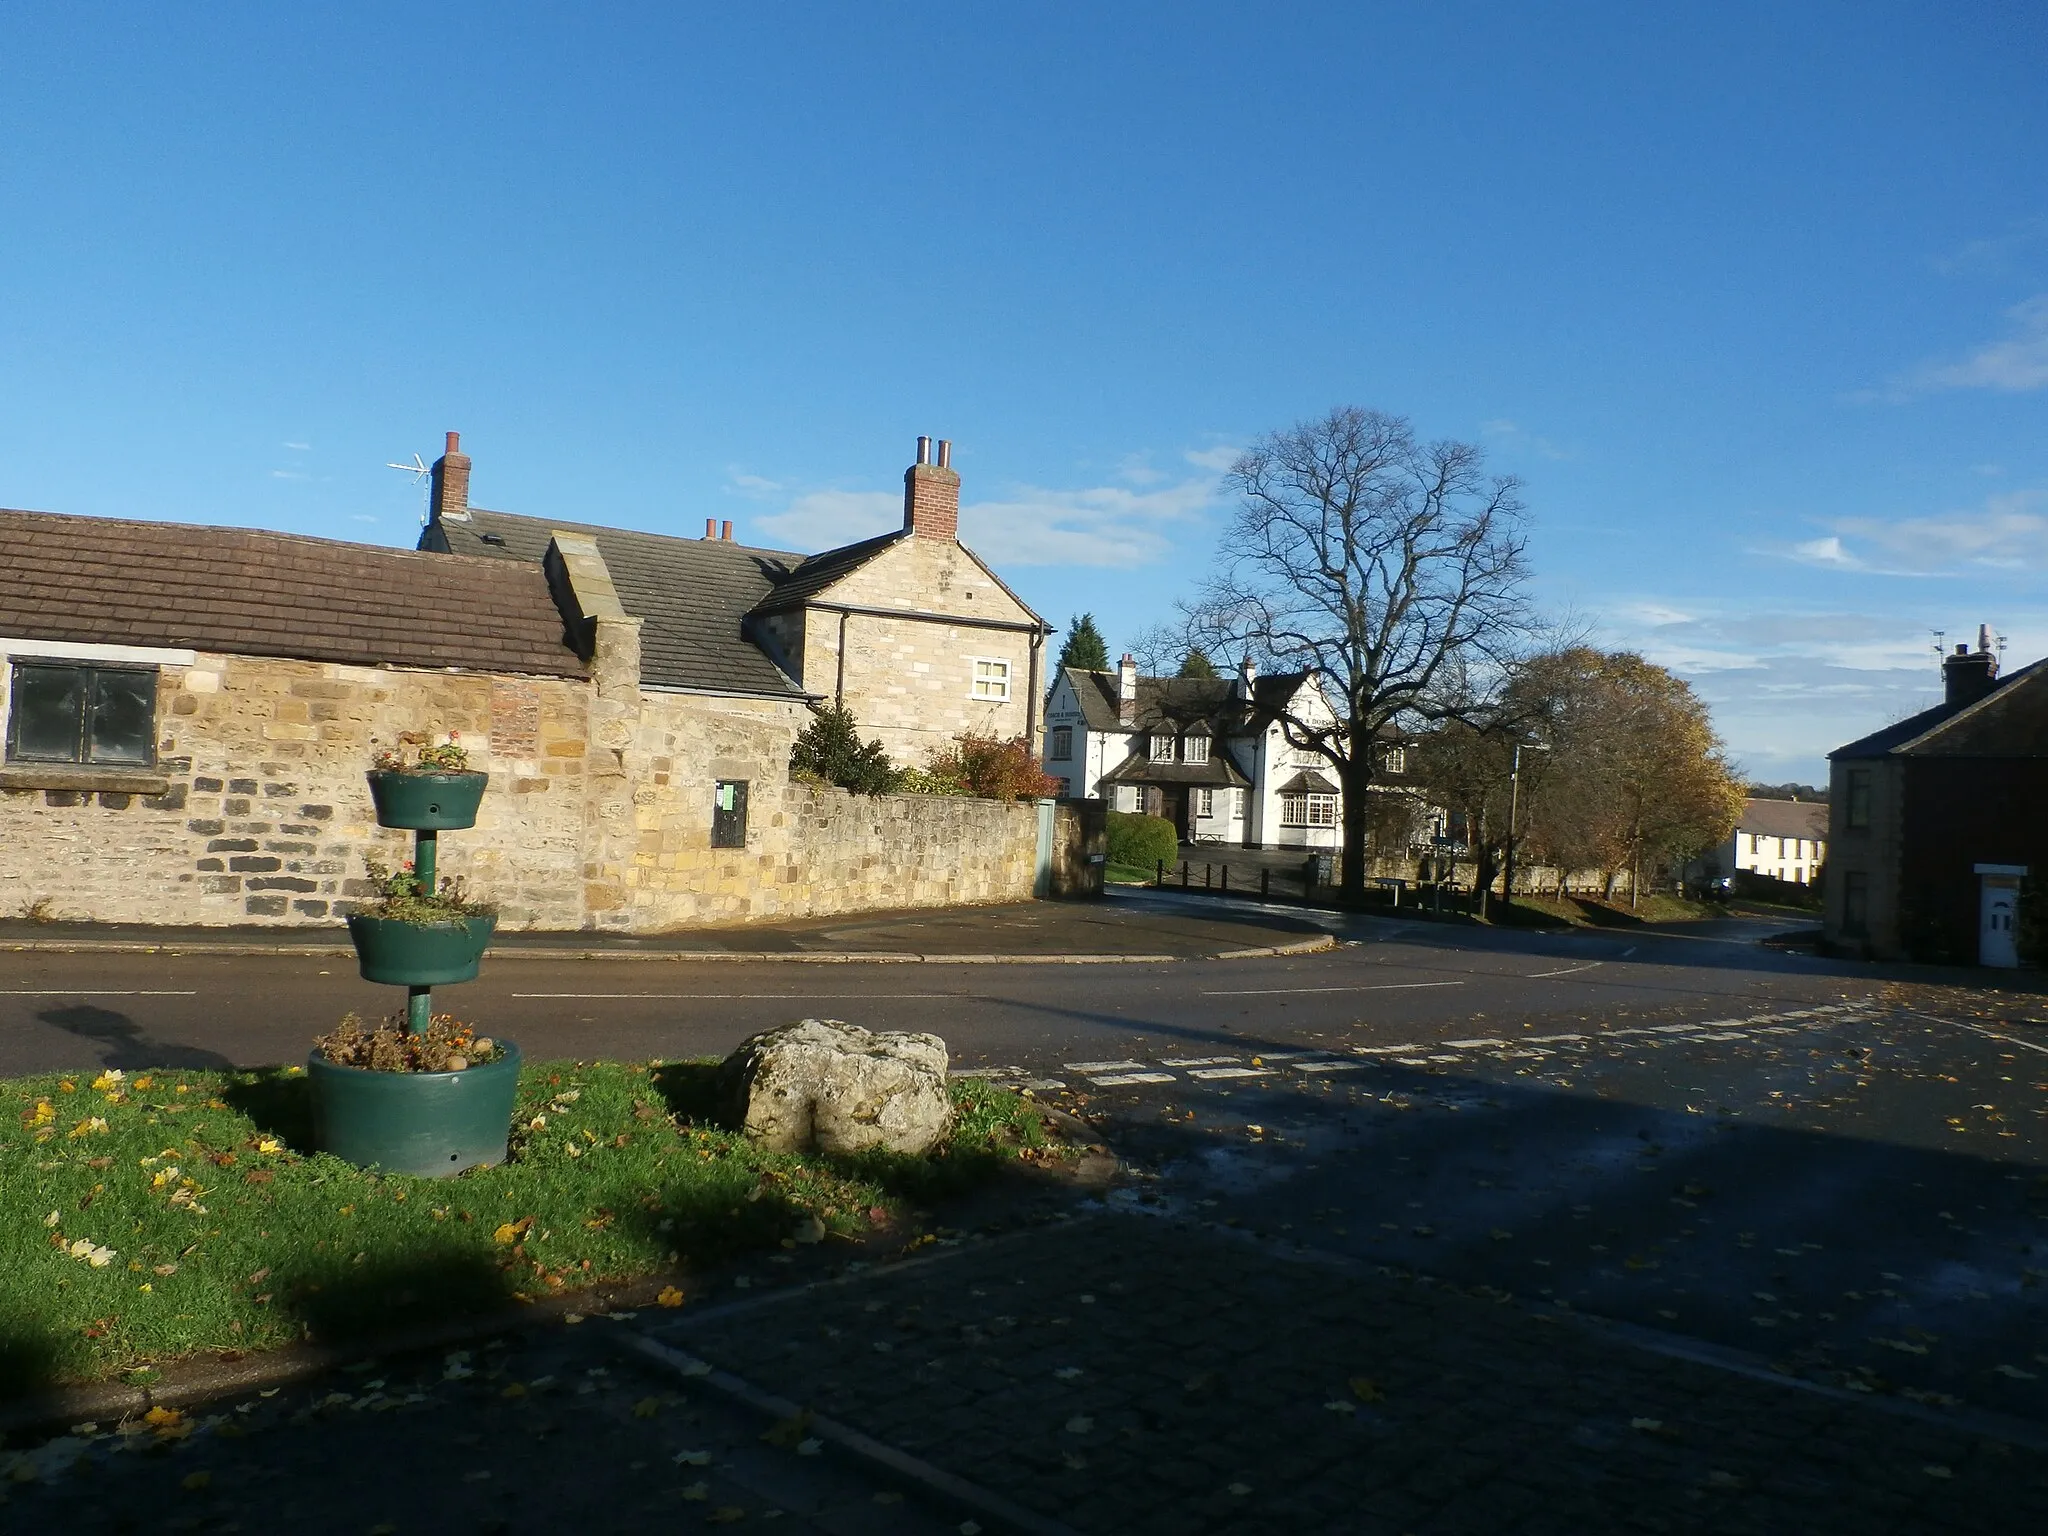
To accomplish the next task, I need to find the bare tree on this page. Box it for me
[1188,407,1533,901]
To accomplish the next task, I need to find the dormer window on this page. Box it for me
[1149,733,1176,763]
[1184,735,1210,764]
[1382,745,1405,774]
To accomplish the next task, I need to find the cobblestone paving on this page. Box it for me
[659,1214,2048,1535]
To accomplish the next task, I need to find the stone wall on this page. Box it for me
[2,642,1051,931]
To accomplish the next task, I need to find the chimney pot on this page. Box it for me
[445,431,460,455]
[428,430,471,526]
[937,439,952,469]
[1942,625,2000,707]
[721,520,733,542]
[916,435,932,465]
[903,436,962,540]
[704,518,716,539]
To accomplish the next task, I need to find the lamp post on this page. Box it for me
[1503,740,1549,912]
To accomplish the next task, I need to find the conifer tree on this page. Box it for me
[790,703,898,795]
[1057,613,1111,673]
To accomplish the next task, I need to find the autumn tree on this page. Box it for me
[1057,613,1110,674]
[1187,407,1533,901]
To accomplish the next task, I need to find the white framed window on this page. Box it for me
[969,657,1011,701]
[1382,746,1405,774]
[1149,733,1176,763]
[1281,793,1338,827]
[1050,725,1073,761]
[1184,735,1210,764]
[1196,787,1214,817]
[1231,788,1245,819]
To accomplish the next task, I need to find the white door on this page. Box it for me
[1980,878,2020,968]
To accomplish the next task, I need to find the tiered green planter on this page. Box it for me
[313,767,517,1176]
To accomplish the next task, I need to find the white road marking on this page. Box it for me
[1201,981,1465,997]
[1,990,198,997]
[1066,1059,1144,1073]
[512,999,958,1011]
[1445,1037,1510,1050]
[1088,1071,1176,1086]
[1188,1067,1271,1081]
[1527,962,1603,979]
[1295,1060,1365,1073]
[1525,1032,1587,1044]
[1160,1056,1242,1067]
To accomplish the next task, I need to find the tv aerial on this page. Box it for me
[385,452,429,484]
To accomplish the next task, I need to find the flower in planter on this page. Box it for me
[357,855,498,922]
[372,730,471,774]
[315,1010,504,1073]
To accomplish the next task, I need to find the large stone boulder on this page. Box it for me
[719,1019,952,1157]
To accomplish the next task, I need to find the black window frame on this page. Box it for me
[4,660,160,768]
[1844,769,1872,830]
[1050,725,1073,762]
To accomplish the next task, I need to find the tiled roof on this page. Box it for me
[0,508,584,678]
[747,530,906,612]
[425,508,809,697]
[1057,666,1312,735]
[1734,797,1829,840]
[1830,659,2048,760]
[1097,750,1253,789]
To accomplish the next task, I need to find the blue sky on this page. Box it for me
[3,3,2044,783]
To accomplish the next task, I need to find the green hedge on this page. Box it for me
[1106,811,1177,873]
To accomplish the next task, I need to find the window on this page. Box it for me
[1231,788,1245,819]
[5,662,157,766]
[1184,735,1210,764]
[1281,793,1338,827]
[1845,769,1871,829]
[969,658,1011,701]
[1050,725,1073,761]
[1149,733,1176,763]
[1749,834,1761,855]
[1841,870,1869,936]
[1382,746,1406,774]
[1196,788,1214,817]
[711,779,749,848]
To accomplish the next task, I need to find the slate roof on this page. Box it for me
[1831,659,2048,760]
[1097,750,1253,789]
[1274,768,1342,795]
[748,530,907,612]
[1056,667,1313,735]
[423,507,809,697]
[1734,797,1829,841]
[0,508,583,678]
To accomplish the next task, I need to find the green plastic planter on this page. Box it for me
[347,913,497,985]
[366,770,488,830]
[308,1041,522,1176]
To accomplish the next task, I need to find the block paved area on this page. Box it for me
[0,1319,958,1535]
[656,1212,2047,1535]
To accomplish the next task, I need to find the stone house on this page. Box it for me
[1824,627,2048,967]
[421,434,1052,771]
[1041,655,1359,850]
[1694,797,1829,889]
[0,499,1055,930]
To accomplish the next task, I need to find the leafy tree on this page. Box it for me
[1177,647,1219,679]
[1187,406,1533,902]
[1057,614,1111,673]
[920,734,1063,801]
[790,703,897,795]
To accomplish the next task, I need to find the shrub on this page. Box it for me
[791,704,898,795]
[919,734,1062,802]
[1107,811,1177,871]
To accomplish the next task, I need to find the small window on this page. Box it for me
[1749,834,1761,855]
[1841,870,1869,936]
[1382,746,1406,774]
[1196,787,1214,817]
[1231,788,1245,819]
[970,658,1011,701]
[6,662,158,766]
[711,779,749,848]
[1149,734,1176,763]
[1050,725,1073,761]
[1184,735,1210,764]
[1845,770,1871,829]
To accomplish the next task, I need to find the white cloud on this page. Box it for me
[751,455,1228,569]
[1479,418,1572,461]
[1182,444,1241,473]
[282,441,311,451]
[1929,219,2048,278]
[1895,294,2048,395]
[269,469,309,481]
[1771,490,2048,576]
[724,468,786,497]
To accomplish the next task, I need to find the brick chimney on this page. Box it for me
[1117,653,1139,725]
[429,431,471,524]
[1235,655,1258,700]
[1942,623,2000,707]
[903,435,960,541]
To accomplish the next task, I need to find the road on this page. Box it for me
[0,907,1903,1077]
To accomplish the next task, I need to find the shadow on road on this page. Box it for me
[36,1004,237,1072]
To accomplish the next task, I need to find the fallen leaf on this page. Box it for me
[1993,1363,2038,1380]
[1064,1416,1094,1434]
[1324,1399,1358,1414]
[656,1285,685,1308]
[795,1437,822,1456]
[492,1217,533,1246]
[181,1471,211,1491]
[761,1408,814,1448]
[1054,1366,1083,1381]
[1924,1465,1953,1479]
[707,1508,747,1524]
[632,1396,662,1418]
[1349,1377,1384,1402]
[673,1450,712,1466]
[1227,1482,1252,1496]
[681,1481,710,1501]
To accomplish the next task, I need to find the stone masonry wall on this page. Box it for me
[2,645,1045,931]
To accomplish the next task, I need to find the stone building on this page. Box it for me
[0,500,1051,930]
[1824,627,2048,967]
[421,434,1052,770]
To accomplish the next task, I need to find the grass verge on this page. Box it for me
[1,1061,1059,1395]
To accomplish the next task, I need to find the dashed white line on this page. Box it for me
[1188,1066,1271,1081]
[1087,1071,1176,1086]
[511,992,958,1000]
[1,989,198,997]
[1201,981,1465,997]
[1065,1059,1144,1073]
[1527,962,1603,979]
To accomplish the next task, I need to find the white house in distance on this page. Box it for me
[1041,655,1349,850]
[1704,796,1830,886]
